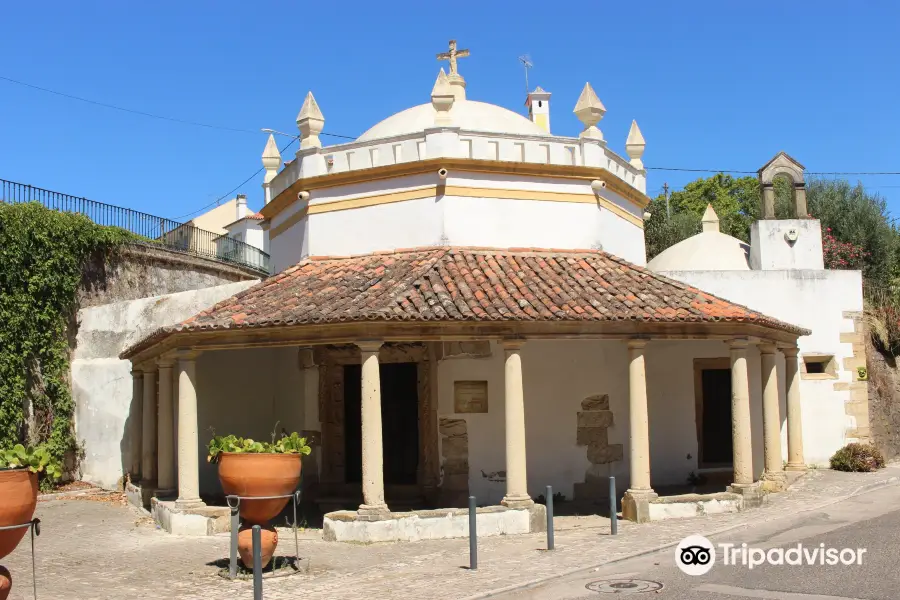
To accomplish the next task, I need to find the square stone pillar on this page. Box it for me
[156,356,177,496]
[783,346,806,471]
[141,364,158,488]
[622,340,657,523]
[357,341,389,520]
[501,339,533,509]
[726,340,762,507]
[129,369,143,481]
[175,350,204,509]
[759,343,785,491]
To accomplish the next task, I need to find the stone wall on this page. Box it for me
[78,243,260,308]
[573,394,623,504]
[439,417,469,507]
[866,334,900,461]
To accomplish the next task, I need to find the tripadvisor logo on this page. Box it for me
[676,535,867,575]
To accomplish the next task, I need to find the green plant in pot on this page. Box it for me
[208,431,310,569]
[0,444,61,598]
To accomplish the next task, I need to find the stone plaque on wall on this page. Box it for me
[454,380,488,413]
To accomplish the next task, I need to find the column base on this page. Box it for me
[174,497,206,510]
[785,462,807,472]
[622,488,658,523]
[501,495,535,510]
[760,470,787,492]
[726,482,764,508]
[357,503,391,521]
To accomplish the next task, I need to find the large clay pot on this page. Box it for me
[217,453,302,524]
[237,524,278,569]
[0,566,11,600]
[0,470,38,560]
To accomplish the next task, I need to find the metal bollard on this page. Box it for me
[252,524,263,600]
[229,503,239,579]
[468,495,478,570]
[609,476,618,536]
[546,485,555,550]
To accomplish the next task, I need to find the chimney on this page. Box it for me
[525,86,551,133]
[236,194,248,220]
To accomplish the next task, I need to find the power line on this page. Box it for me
[0,74,357,139]
[171,138,298,221]
[647,166,900,176]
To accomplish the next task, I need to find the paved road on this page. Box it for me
[505,484,900,600]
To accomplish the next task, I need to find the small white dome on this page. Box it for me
[648,231,751,272]
[357,100,548,142]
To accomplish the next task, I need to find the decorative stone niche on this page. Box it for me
[573,394,623,502]
[439,417,469,507]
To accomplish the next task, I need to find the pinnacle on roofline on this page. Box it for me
[574,82,605,141]
[702,203,720,233]
[431,68,455,126]
[625,120,646,170]
[296,91,325,149]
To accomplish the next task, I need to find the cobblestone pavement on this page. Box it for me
[4,466,899,600]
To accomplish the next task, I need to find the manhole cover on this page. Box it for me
[585,579,664,594]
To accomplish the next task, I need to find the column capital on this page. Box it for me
[139,361,158,374]
[728,338,750,350]
[157,354,177,368]
[758,342,778,355]
[626,339,648,350]
[172,348,202,361]
[781,345,800,358]
[356,340,384,353]
[131,367,144,378]
[501,338,526,352]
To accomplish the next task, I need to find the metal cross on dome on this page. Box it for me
[436,39,470,76]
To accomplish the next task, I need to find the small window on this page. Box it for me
[801,354,837,379]
[538,100,542,107]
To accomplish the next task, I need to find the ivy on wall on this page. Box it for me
[0,202,134,487]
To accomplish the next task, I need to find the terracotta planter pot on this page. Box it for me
[0,470,38,560]
[0,566,10,600]
[217,453,302,524]
[237,524,278,569]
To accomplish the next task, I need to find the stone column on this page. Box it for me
[129,369,143,481]
[727,340,762,506]
[156,356,176,496]
[622,340,656,523]
[759,343,785,490]
[501,340,533,509]
[357,341,389,519]
[175,350,204,509]
[783,346,806,471]
[141,364,158,487]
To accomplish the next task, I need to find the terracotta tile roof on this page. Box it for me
[248,212,264,220]
[121,246,808,357]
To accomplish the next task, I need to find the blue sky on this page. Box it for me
[2,1,898,221]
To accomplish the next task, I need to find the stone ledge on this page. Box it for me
[151,498,230,536]
[323,504,546,543]
[648,492,743,521]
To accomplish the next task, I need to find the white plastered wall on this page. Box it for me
[659,269,863,465]
[435,339,767,504]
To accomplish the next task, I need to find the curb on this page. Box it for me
[38,487,105,501]
[463,472,900,600]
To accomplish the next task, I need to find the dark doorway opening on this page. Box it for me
[344,362,420,485]
[699,368,733,468]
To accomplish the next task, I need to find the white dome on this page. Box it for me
[357,100,549,141]
[648,231,751,272]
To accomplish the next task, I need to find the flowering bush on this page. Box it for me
[823,228,868,270]
[829,443,885,472]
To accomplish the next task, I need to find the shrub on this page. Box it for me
[0,443,62,480]
[829,443,885,472]
[207,432,311,464]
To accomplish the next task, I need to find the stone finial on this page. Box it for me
[702,204,720,233]
[625,120,646,169]
[431,68,455,126]
[574,82,606,140]
[296,91,325,149]
[261,134,281,184]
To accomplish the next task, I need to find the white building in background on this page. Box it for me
[215,193,269,270]
[110,41,867,540]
